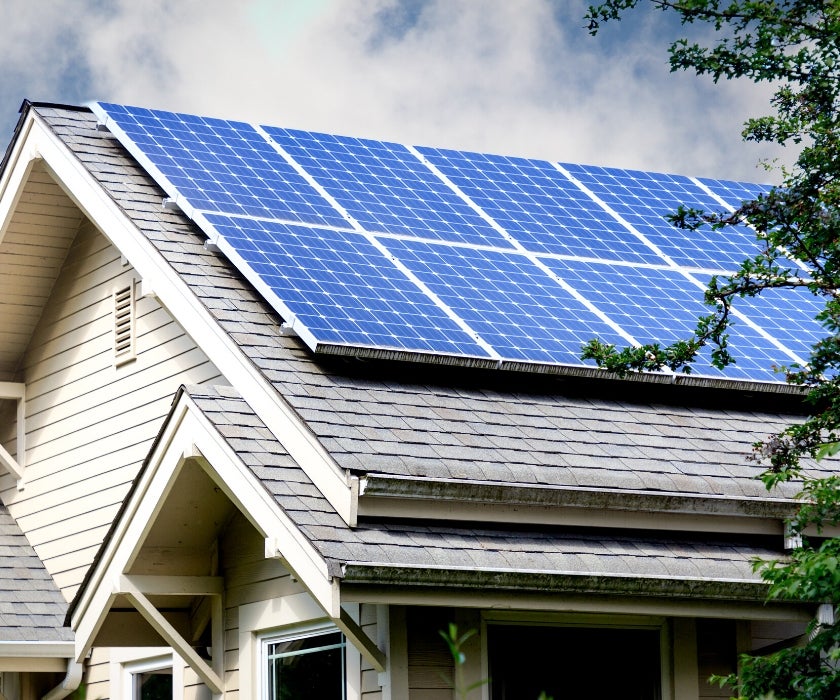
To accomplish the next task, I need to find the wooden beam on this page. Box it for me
[0,382,25,399]
[118,575,223,694]
[336,607,386,673]
[0,442,23,481]
[123,574,223,597]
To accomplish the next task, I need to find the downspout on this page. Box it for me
[41,659,84,700]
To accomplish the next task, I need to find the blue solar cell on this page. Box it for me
[204,215,494,357]
[383,238,629,365]
[724,284,827,367]
[564,163,763,271]
[698,177,772,210]
[95,103,348,227]
[417,147,663,264]
[261,126,511,247]
[542,259,792,381]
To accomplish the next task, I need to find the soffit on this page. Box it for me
[0,161,82,379]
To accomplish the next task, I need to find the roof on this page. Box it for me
[0,503,72,643]
[29,103,817,507]
[188,383,777,601]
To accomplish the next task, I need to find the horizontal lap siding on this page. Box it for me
[1,220,223,601]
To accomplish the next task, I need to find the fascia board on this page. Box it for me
[0,642,74,658]
[18,111,353,525]
[0,114,36,245]
[71,392,337,660]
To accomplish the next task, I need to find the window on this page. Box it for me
[132,666,172,700]
[110,649,183,700]
[488,623,661,700]
[262,624,346,700]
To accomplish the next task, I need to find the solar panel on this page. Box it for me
[417,147,664,264]
[203,215,495,358]
[542,259,794,381]
[262,126,510,247]
[383,237,630,366]
[92,102,816,384]
[563,163,763,271]
[723,284,826,366]
[698,177,771,210]
[95,102,349,227]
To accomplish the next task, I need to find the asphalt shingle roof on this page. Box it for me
[0,503,72,642]
[187,383,777,597]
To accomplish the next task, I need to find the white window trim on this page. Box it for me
[238,593,360,700]
[480,612,671,700]
[108,647,184,700]
[260,620,345,700]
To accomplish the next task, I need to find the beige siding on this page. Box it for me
[1,219,223,600]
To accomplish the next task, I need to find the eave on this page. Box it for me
[357,474,798,536]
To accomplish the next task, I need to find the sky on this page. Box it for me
[0,0,791,182]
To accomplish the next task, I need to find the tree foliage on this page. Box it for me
[584,1,840,698]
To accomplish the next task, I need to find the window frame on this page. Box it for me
[109,648,184,700]
[259,621,346,700]
[238,594,361,700]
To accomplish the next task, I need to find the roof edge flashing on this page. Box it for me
[340,563,771,602]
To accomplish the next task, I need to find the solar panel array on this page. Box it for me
[93,102,823,384]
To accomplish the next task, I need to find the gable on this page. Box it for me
[0,161,82,381]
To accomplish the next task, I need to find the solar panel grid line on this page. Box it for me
[252,129,504,361]
[404,145,522,249]
[253,124,361,231]
[552,162,683,271]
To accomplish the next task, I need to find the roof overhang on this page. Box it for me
[0,642,75,672]
[340,564,812,622]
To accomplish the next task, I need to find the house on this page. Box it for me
[0,100,829,699]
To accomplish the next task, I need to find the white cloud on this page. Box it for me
[0,0,790,181]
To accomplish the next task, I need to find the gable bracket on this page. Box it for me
[0,382,25,487]
[336,607,386,673]
[117,574,224,695]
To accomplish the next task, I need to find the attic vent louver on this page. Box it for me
[114,281,136,366]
